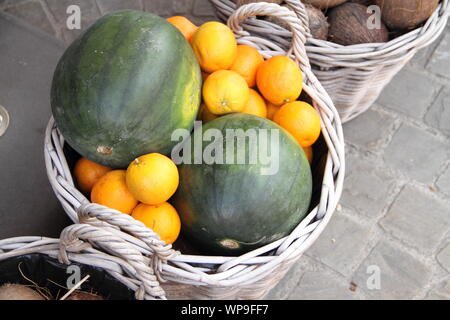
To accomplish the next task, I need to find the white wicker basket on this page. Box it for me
[44,3,345,300]
[211,0,450,123]
[0,223,171,300]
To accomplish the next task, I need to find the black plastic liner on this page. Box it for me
[0,253,135,300]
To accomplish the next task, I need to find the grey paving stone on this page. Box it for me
[340,153,397,219]
[4,0,56,37]
[0,0,28,9]
[288,269,359,300]
[45,0,101,43]
[425,87,450,137]
[343,108,396,152]
[193,0,215,16]
[142,0,176,17]
[410,46,433,69]
[352,240,432,299]
[306,212,373,277]
[376,68,440,119]
[383,123,449,184]
[409,30,447,69]
[264,257,311,300]
[425,280,450,300]
[380,186,450,254]
[427,32,450,79]
[96,0,142,15]
[436,165,450,195]
[0,13,71,238]
[436,244,450,273]
[172,0,195,15]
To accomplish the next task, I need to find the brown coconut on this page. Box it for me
[375,0,439,30]
[327,2,389,45]
[305,4,329,40]
[265,4,329,40]
[0,283,45,300]
[236,0,283,8]
[302,0,348,9]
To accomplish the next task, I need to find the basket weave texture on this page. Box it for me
[211,0,450,123]
[44,3,345,300]
[0,223,168,300]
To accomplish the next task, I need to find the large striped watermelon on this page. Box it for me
[51,10,202,168]
[172,114,313,255]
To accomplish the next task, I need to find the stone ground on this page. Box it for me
[1,0,448,300]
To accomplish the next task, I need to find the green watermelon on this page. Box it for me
[172,113,313,255]
[51,10,202,168]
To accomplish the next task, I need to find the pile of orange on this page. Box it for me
[74,153,181,245]
[170,16,322,162]
[73,16,323,245]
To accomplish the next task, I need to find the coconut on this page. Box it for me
[0,283,45,300]
[265,4,329,40]
[305,4,329,40]
[302,0,348,9]
[375,0,439,30]
[327,2,389,45]
[235,0,283,8]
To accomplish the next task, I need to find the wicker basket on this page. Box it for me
[0,223,172,300]
[211,0,450,123]
[44,3,345,300]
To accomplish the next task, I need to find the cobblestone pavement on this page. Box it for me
[1,0,449,300]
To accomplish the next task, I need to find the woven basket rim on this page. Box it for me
[43,2,345,297]
[44,116,340,258]
[0,229,168,300]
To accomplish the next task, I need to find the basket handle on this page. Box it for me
[76,202,179,264]
[58,223,167,300]
[227,1,312,72]
[283,0,312,35]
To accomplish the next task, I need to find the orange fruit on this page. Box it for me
[131,202,181,244]
[191,21,237,73]
[256,55,303,105]
[200,103,219,123]
[273,101,321,147]
[91,170,138,214]
[266,102,280,120]
[230,45,264,87]
[303,146,313,164]
[126,153,179,205]
[166,16,198,41]
[241,89,267,118]
[202,70,249,115]
[74,157,112,194]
